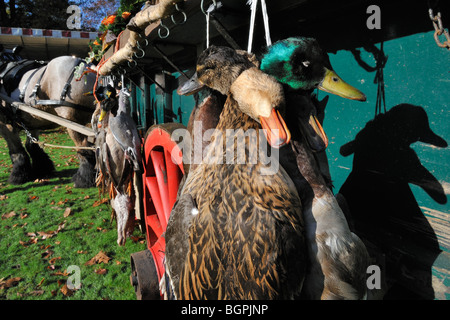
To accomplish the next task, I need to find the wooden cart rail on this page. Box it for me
[0,92,95,138]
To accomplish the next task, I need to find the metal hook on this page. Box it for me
[136,38,149,50]
[171,3,187,25]
[158,20,170,39]
[128,59,138,69]
[134,47,146,59]
[201,0,217,15]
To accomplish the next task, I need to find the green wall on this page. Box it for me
[322,30,449,299]
[324,30,448,216]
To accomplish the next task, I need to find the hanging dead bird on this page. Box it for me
[94,86,143,245]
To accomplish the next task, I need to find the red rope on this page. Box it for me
[93,30,125,103]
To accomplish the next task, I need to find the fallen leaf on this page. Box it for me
[19,238,37,247]
[93,198,109,207]
[0,194,8,201]
[95,268,107,275]
[37,278,45,287]
[85,251,111,266]
[0,277,22,289]
[56,222,66,232]
[41,250,54,259]
[49,257,61,265]
[38,231,55,239]
[34,179,49,184]
[1,211,16,220]
[28,195,39,201]
[52,271,70,276]
[60,284,74,297]
[63,208,72,217]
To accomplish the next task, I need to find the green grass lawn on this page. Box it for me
[0,128,146,300]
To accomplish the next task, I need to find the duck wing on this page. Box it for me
[164,193,198,300]
[316,230,370,300]
[109,113,142,172]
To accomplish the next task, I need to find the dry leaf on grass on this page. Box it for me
[51,270,70,276]
[63,208,72,217]
[93,198,109,207]
[49,257,61,265]
[95,268,107,275]
[41,249,54,259]
[0,277,22,289]
[2,211,16,220]
[85,251,111,265]
[60,284,74,297]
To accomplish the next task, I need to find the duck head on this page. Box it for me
[261,37,366,100]
[261,37,366,151]
[179,46,290,148]
[97,85,117,122]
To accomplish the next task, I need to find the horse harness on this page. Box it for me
[0,57,93,113]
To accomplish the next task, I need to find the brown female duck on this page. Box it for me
[164,46,306,300]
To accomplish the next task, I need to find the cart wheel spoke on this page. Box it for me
[139,123,186,294]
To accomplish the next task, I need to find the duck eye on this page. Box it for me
[302,61,310,67]
[332,77,339,82]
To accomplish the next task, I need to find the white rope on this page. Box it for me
[247,0,272,53]
[260,0,272,46]
[247,0,258,52]
[206,11,210,48]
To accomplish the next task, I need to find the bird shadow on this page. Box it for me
[337,103,447,299]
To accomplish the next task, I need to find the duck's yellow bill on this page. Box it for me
[99,109,107,122]
[308,114,328,150]
[260,109,291,148]
[319,68,366,101]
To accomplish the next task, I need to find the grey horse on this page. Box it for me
[0,55,97,187]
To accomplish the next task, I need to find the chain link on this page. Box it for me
[18,121,95,150]
[428,9,450,49]
[20,122,39,144]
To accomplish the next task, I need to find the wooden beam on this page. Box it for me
[0,93,95,137]
[98,0,183,75]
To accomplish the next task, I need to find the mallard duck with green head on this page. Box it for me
[261,37,370,300]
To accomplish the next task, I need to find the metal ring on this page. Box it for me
[158,20,170,39]
[136,38,149,50]
[201,0,217,15]
[134,47,146,59]
[128,59,137,69]
[171,4,187,25]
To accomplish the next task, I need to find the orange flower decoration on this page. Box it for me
[122,12,131,20]
[101,15,117,26]
[93,40,100,46]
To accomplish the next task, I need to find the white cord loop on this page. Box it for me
[247,0,272,53]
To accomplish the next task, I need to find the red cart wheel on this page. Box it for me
[141,123,186,294]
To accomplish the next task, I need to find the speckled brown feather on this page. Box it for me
[167,96,305,300]
[166,71,306,299]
